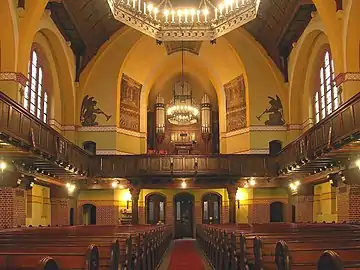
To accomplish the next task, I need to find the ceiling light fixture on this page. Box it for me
[107,0,261,41]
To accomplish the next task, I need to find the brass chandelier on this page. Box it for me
[107,0,261,41]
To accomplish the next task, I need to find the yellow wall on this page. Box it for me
[26,184,51,226]
[313,182,337,223]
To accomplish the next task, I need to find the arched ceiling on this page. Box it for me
[47,0,326,81]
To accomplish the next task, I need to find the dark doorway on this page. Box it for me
[69,208,74,225]
[202,193,221,224]
[82,204,96,225]
[269,140,282,156]
[174,192,194,238]
[292,205,296,223]
[270,202,284,222]
[146,193,166,225]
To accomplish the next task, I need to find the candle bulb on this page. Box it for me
[242,0,244,5]
[138,0,141,11]
[184,9,188,23]
[226,3,229,14]
[236,0,239,8]
[203,8,208,22]
[190,9,195,22]
[144,2,147,14]
[215,8,218,20]
[197,10,200,23]
[132,0,136,9]
[127,0,130,5]
[171,10,175,23]
[154,7,158,20]
[164,9,169,23]
[177,9,182,23]
[230,0,233,11]
[219,3,223,16]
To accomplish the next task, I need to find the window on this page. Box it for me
[23,49,49,123]
[314,50,341,123]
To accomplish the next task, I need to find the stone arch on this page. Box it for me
[344,0,360,72]
[312,0,345,73]
[35,16,76,126]
[0,0,19,72]
[288,17,330,129]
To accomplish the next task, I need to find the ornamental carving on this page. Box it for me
[224,75,247,132]
[120,74,142,132]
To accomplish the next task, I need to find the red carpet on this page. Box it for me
[167,240,206,270]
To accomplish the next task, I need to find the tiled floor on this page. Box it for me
[158,239,213,270]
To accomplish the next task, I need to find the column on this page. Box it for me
[292,184,314,223]
[0,172,26,228]
[130,187,140,225]
[50,186,70,226]
[227,186,237,224]
[337,168,360,223]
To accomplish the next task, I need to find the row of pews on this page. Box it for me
[0,224,172,270]
[196,222,360,270]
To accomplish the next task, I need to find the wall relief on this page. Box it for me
[257,95,285,126]
[120,74,142,132]
[80,95,112,126]
[224,75,247,132]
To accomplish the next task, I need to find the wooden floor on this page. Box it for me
[158,239,213,270]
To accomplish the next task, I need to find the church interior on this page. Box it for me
[0,0,359,269]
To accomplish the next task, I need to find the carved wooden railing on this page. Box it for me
[277,92,360,170]
[93,154,277,178]
[0,92,92,175]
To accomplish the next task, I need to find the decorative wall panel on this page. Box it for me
[120,74,142,132]
[224,75,247,132]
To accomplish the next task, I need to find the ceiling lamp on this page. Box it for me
[107,0,261,41]
[167,42,199,125]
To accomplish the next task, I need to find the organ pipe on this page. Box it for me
[201,94,211,135]
[155,94,165,135]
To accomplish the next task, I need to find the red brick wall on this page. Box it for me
[0,188,26,228]
[337,184,360,223]
[292,195,313,222]
[78,201,119,225]
[51,198,69,226]
[248,198,288,224]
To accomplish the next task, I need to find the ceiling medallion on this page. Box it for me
[107,0,261,41]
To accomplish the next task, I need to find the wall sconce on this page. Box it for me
[66,182,76,194]
[236,189,245,209]
[123,191,132,209]
[181,180,187,189]
[0,161,7,172]
[289,180,300,193]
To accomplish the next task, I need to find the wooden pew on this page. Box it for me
[0,244,99,270]
[275,240,360,270]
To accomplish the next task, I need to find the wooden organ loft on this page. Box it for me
[147,81,219,155]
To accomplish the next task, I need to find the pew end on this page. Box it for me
[317,250,344,270]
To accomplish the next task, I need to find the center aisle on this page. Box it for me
[167,239,207,270]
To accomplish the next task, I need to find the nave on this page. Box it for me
[0,222,359,270]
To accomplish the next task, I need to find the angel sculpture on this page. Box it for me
[257,95,285,126]
[80,95,112,126]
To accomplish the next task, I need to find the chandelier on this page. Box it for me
[166,42,199,125]
[107,0,261,41]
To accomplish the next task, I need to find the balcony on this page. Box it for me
[0,91,359,184]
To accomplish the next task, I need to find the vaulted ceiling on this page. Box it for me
[47,0,318,81]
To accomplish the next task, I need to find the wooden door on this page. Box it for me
[174,193,194,238]
[202,193,221,224]
[146,194,166,225]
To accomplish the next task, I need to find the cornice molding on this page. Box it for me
[0,72,28,87]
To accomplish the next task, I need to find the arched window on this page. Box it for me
[314,50,340,123]
[23,48,48,123]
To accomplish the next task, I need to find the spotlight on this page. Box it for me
[181,180,187,189]
[0,161,6,172]
[66,183,76,194]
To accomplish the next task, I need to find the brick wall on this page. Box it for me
[248,198,288,224]
[337,184,360,223]
[0,188,26,228]
[78,201,119,225]
[51,198,69,226]
[292,195,313,222]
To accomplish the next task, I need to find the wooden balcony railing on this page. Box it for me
[0,91,359,180]
[276,92,360,170]
[93,154,277,178]
[0,92,93,175]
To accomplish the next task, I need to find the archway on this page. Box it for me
[174,192,195,238]
[270,202,284,222]
[202,193,221,224]
[69,208,74,226]
[146,193,166,225]
[82,204,96,225]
